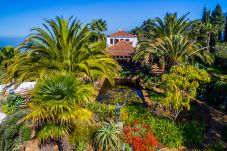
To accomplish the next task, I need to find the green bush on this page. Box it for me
[0,111,31,151]
[148,90,164,102]
[179,121,206,146]
[20,126,32,142]
[2,94,24,114]
[214,42,227,69]
[86,102,115,121]
[206,143,225,151]
[69,121,98,150]
[124,106,183,148]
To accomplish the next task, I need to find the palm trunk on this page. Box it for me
[58,137,72,151]
[207,32,211,52]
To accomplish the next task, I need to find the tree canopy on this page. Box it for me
[3,17,121,85]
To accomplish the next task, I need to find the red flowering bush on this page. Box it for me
[123,120,158,151]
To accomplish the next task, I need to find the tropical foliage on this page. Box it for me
[0,111,31,151]
[214,42,227,69]
[3,17,121,85]
[1,3,227,150]
[134,35,213,69]
[152,13,190,37]
[124,106,183,148]
[23,74,95,148]
[93,121,123,150]
[0,46,19,69]
[90,19,108,34]
[124,121,158,151]
[160,65,211,120]
[2,94,24,114]
[133,13,213,70]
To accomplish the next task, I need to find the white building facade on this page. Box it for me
[106,30,138,47]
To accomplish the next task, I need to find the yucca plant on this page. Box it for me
[3,17,121,86]
[23,74,95,150]
[93,121,123,150]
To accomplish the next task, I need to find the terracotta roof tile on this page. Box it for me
[107,41,135,56]
[110,31,136,37]
[107,41,135,51]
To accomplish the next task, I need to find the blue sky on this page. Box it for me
[0,0,226,37]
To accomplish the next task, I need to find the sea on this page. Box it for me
[0,37,24,47]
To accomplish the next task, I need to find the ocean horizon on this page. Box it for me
[0,37,24,47]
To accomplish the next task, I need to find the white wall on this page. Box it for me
[0,82,36,93]
[107,37,138,47]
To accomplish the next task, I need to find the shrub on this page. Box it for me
[123,106,183,148]
[0,111,31,151]
[148,117,183,148]
[69,121,98,150]
[160,65,211,121]
[93,121,123,150]
[20,126,32,142]
[124,121,158,151]
[2,94,24,114]
[214,42,227,69]
[179,121,206,146]
[86,102,115,121]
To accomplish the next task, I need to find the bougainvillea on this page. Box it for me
[123,120,158,151]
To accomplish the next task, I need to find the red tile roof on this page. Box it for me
[108,41,135,51]
[107,41,135,56]
[110,30,136,37]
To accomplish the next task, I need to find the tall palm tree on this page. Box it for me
[90,19,108,42]
[90,19,107,34]
[152,13,190,38]
[3,17,121,85]
[134,35,213,70]
[23,74,95,150]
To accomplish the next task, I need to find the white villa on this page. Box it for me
[106,30,138,60]
[107,30,138,47]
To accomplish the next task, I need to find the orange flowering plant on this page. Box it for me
[123,120,158,151]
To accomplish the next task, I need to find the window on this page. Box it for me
[120,39,124,41]
[125,39,129,41]
[110,39,113,44]
[114,39,119,44]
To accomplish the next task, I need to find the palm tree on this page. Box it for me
[23,74,95,150]
[90,19,107,34]
[0,46,19,69]
[152,13,190,38]
[3,17,121,85]
[90,19,108,42]
[134,35,213,70]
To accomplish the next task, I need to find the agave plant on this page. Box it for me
[23,74,95,149]
[93,121,123,150]
[3,17,121,85]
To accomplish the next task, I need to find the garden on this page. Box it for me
[0,3,227,151]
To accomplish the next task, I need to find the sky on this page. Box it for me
[0,0,227,37]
